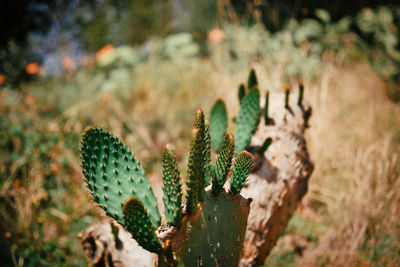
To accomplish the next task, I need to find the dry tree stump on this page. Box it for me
[239,92,313,266]
[78,91,313,266]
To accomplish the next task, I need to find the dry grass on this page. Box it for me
[297,62,400,266]
[1,33,400,265]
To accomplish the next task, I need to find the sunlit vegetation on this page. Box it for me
[1,3,400,266]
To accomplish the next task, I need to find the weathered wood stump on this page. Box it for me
[78,91,313,266]
[239,92,313,266]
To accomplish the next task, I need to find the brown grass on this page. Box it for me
[298,62,400,266]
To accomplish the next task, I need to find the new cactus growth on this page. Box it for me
[259,137,273,155]
[230,151,254,195]
[235,88,261,153]
[123,197,163,253]
[162,145,182,227]
[186,127,206,214]
[204,121,212,185]
[298,82,304,106]
[211,134,235,197]
[264,90,270,125]
[247,68,258,89]
[238,83,246,104]
[193,109,208,202]
[284,84,290,109]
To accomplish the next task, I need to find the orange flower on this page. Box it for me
[208,28,225,45]
[26,62,41,75]
[96,44,115,61]
[0,74,6,85]
[62,56,75,70]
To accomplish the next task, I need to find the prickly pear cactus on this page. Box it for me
[80,107,254,266]
[173,191,250,266]
[80,127,161,227]
[79,69,312,266]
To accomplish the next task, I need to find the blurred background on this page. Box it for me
[1,0,400,266]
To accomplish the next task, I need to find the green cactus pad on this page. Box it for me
[204,121,212,186]
[175,191,250,267]
[186,128,205,215]
[123,197,162,253]
[162,145,182,227]
[234,89,261,153]
[209,99,228,152]
[80,127,161,227]
[211,134,234,197]
[230,151,254,195]
[194,109,207,202]
[238,83,246,104]
[247,68,258,89]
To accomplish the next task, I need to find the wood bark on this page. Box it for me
[239,92,313,266]
[78,92,313,266]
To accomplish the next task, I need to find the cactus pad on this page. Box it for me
[230,151,254,195]
[238,83,246,104]
[80,127,161,227]
[234,89,260,153]
[123,197,162,253]
[204,121,212,186]
[186,128,205,214]
[209,99,228,152]
[162,145,182,227]
[194,109,207,201]
[211,134,234,197]
[174,191,250,267]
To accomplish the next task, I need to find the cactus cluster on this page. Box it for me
[210,69,264,155]
[80,68,307,266]
[81,108,254,266]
